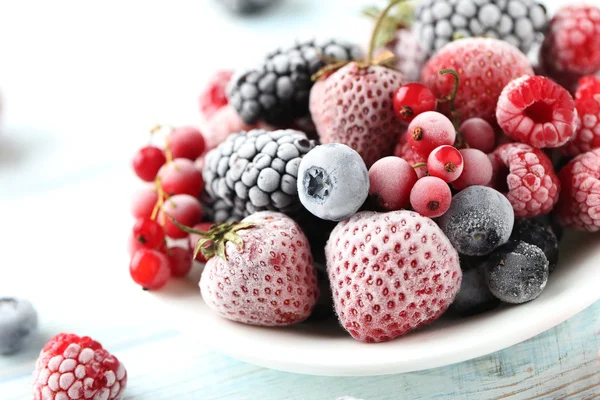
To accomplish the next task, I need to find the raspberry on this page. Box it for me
[325,210,461,343]
[496,75,576,148]
[556,148,600,232]
[540,5,600,81]
[394,131,427,178]
[409,176,452,218]
[199,70,233,121]
[489,143,560,217]
[33,333,126,400]
[421,38,534,123]
[562,76,600,155]
[204,105,259,152]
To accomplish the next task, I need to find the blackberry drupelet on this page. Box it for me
[413,0,548,56]
[202,129,316,222]
[228,39,362,125]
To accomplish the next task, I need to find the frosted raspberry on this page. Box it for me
[33,333,126,400]
[556,148,600,231]
[496,75,576,148]
[204,105,256,152]
[541,5,600,80]
[394,132,427,178]
[489,143,560,218]
[562,76,600,156]
[421,38,534,123]
[199,70,233,121]
[325,211,461,343]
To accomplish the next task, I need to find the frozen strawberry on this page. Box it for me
[199,212,319,326]
[326,210,461,343]
[421,38,534,123]
[33,333,126,400]
[562,76,600,155]
[556,148,600,232]
[199,70,233,121]
[489,143,560,218]
[310,62,406,167]
[496,75,576,148]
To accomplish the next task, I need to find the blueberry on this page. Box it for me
[0,297,38,355]
[438,186,514,256]
[485,241,549,304]
[510,218,559,273]
[297,144,369,221]
[452,260,500,316]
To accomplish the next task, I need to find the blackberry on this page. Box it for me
[215,0,277,14]
[228,39,362,125]
[413,0,548,56]
[485,241,549,304]
[510,218,559,273]
[202,129,316,222]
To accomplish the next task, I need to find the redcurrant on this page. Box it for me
[393,83,437,124]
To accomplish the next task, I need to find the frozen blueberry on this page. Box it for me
[485,241,549,304]
[0,297,38,355]
[438,186,514,256]
[297,144,369,221]
[510,218,559,273]
[452,261,500,316]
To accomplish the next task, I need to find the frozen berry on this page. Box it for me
[510,218,559,273]
[158,194,204,239]
[205,105,258,151]
[439,186,514,256]
[407,111,456,157]
[368,156,417,211]
[485,241,549,304]
[199,70,233,120]
[427,145,464,183]
[128,218,165,256]
[451,149,493,191]
[157,158,204,197]
[496,75,576,148]
[168,126,206,161]
[451,264,500,317]
[562,75,600,156]
[297,144,369,221]
[132,146,166,182]
[0,298,38,355]
[166,246,193,277]
[459,118,495,153]
[393,82,437,124]
[33,333,127,400]
[130,185,158,219]
[130,248,171,290]
[409,176,452,218]
[188,222,214,262]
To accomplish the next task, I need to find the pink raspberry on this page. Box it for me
[199,70,233,121]
[556,148,600,231]
[562,76,600,156]
[33,333,126,400]
[326,210,461,343]
[489,143,560,218]
[204,105,257,151]
[496,75,577,148]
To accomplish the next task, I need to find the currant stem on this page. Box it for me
[412,162,427,169]
[367,0,403,64]
[439,68,464,144]
[150,177,165,221]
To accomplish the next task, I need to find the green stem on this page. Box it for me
[412,162,427,169]
[367,0,403,64]
[439,68,463,142]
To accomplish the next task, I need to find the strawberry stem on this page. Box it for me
[367,0,404,65]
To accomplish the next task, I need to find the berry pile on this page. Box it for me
[125,0,600,344]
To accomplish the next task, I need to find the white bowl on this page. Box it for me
[150,232,600,376]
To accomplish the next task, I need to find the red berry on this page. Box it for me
[452,149,493,191]
[409,176,451,218]
[157,158,204,197]
[427,145,464,183]
[562,75,600,155]
[407,111,456,157]
[158,194,204,239]
[128,218,165,256]
[166,246,193,277]
[168,126,206,161]
[199,70,233,120]
[131,185,158,219]
[496,75,577,148]
[393,82,436,123]
[130,248,171,290]
[188,222,214,262]
[459,118,495,153]
[132,146,166,182]
[33,333,127,400]
[368,156,418,211]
